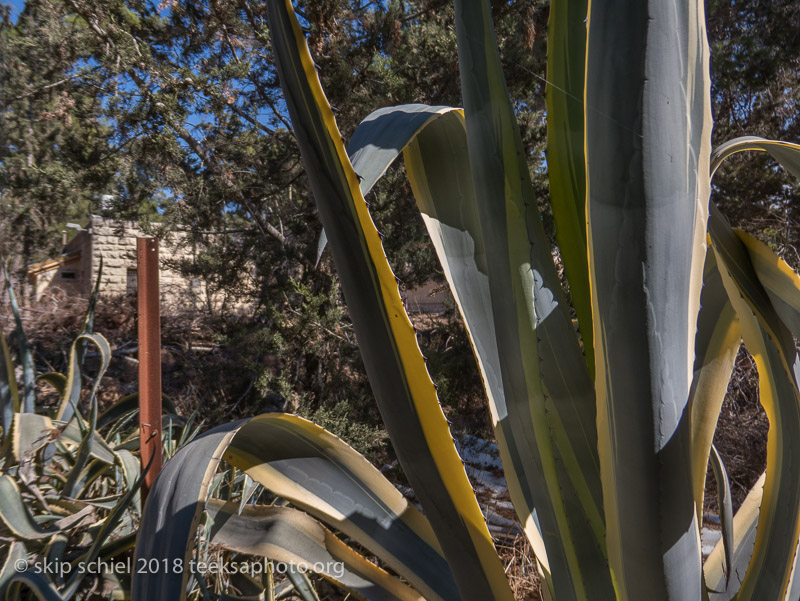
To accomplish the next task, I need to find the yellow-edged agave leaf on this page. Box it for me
[1,545,65,601]
[264,2,512,599]
[453,1,609,599]
[0,331,20,436]
[690,251,741,512]
[206,500,423,601]
[133,422,241,601]
[224,415,459,601]
[12,413,58,461]
[0,541,27,595]
[583,0,712,597]
[56,259,103,425]
[708,137,800,601]
[738,230,800,339]
[37,373,67,398]
[55,332,111,423]
[0,474,58,540]
[357,106,551,570]
[345,103,615,594]
[709,206,800,600]
[133,414,460,601]
[545,0,593,376]
[705,473,765,600]
[3,573,64,601]
[711,137,800,179]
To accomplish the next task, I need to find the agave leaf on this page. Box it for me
[3,267,35,414]
[60,451,148,599]
[237,473,258,515]
[690,251,741,513]
[0,331,20,437]
[11,413,58,462]
[96,393,139,431]
[37,373,67,399]
[346,102,611,594]
[55,332,111,423]
[705,473,765,600]
[117,449,141,488]
[349,105,549,570]
[709,206,800,600]
[453,0,610,598]
[264,2,512,599]
[56,417,116,464]
[133,414,460,601]
[736,229,800,339]
[0,474,57,540]
[96,393,178,433]
[1,541,28,595]
[206,500,422,601]
[3,570,64,601]
[708,446,734,588]
[225,415,460,600]
[44,534,69,586]
[62,391,99,500]
[545,0,593,375]
[78,258,102,346]
[582,0,713,596]
[284,566,321,601]
[710,137,800,179]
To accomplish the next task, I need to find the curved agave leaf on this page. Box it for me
[0,474,57,541]
[3,571,64,601]
[0,542,27,596]
[36,373,67,399]
[710,137,800,178]
[225,415,461,601]
[264,2,512,599]
[709,206,800,600]
[690,251,741,512]
[206,500,423,601]
[705,473,765,600]
[708,136,800,601]
[55,333,111,423]
[133,414,459,601]
[453,1,610,598]
[346,102,613,597]
[348,105,549,570]
[583,0,713,597]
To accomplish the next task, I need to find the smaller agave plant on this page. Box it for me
[0,268,201,600]
[131,1,800,601]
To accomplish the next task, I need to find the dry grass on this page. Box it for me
[705,346,769,513]
[496,533,544,601]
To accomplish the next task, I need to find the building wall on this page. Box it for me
[30,254,85,299]
[87,216,210,309]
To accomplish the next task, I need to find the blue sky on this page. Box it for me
[3,0,23,22]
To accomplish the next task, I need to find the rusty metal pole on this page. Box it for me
[137,238,162,503]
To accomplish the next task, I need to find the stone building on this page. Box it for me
[27,216,217,308]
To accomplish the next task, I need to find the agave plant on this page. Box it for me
[131,0,800,600]
[0,272,204,600]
